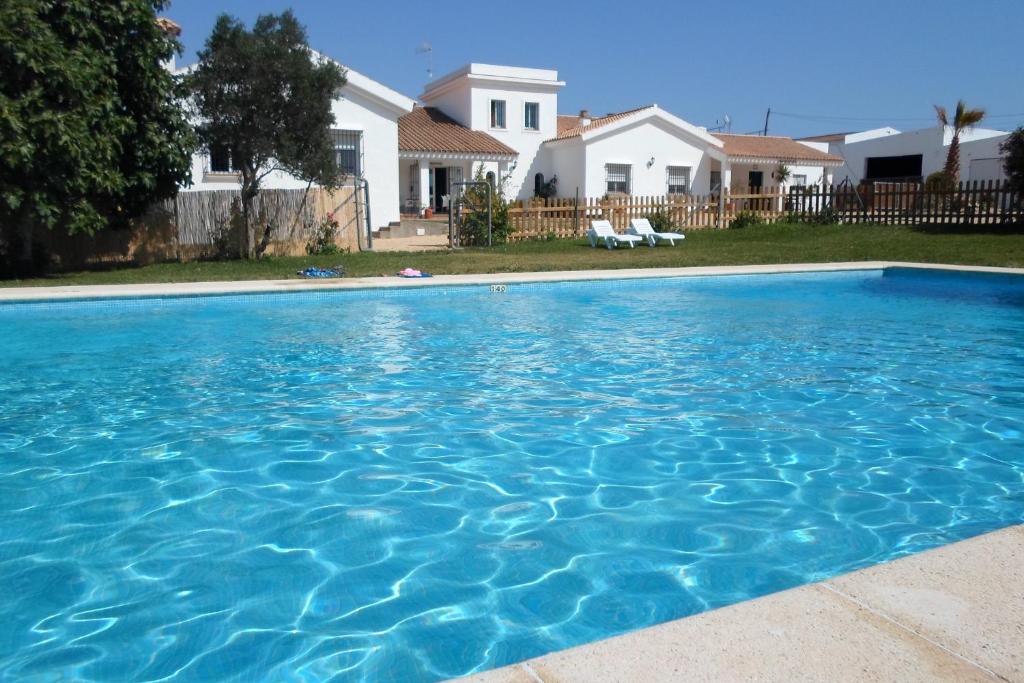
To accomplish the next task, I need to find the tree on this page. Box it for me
[934,100,986,184]
[460,169,512,245]
[0,1,194,276]
[1001,127,1024,195]
[185,11,346,258]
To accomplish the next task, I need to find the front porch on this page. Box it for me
[399,155,512,218]
[397,105,518,218]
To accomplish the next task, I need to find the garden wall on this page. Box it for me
[38,187,362,270]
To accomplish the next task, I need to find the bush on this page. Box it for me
[729,211,763,229]
[645,210,674,233]
[305,213,341,255]
[925,171,954,191]
[459,169,512,245]
[1000,128,1024,196]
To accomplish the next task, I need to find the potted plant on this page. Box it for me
[422,203,433,219]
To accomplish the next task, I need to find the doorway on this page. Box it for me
[433,167,448,212]
[748,170,763,191]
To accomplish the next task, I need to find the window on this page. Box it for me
[791,174,808,187]
[710,171,722,192]
[605,164,631,194]
[864,154,923,182]
[666,166,691,194]
[208,143,236,173]
[524,102,539,130]
[490,100,506,129]
[331,129,362,177]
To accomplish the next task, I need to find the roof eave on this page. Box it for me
[726,155,844,166]
[399,149,517,161]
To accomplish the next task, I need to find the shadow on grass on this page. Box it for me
[908,222,1024,236]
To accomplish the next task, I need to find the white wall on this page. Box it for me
[830,126,1008,184]
[546,144,586,199]
[420,65,563,200]
[464,84,558,199]
[331,88,402,229]
[575,119,713,197]
[183,85,406,231]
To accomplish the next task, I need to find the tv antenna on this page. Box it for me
[708,114,732,133]
[415,42,433,81]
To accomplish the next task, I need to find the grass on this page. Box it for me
[4,222,1024,287]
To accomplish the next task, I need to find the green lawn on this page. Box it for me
[4,222,1024,287]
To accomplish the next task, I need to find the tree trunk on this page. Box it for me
[8,208,39,277]
[943,134,961,183]
[240,171,257,259]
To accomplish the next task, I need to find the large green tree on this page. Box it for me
[1001,127,1024,196]
[185,11,346,258]
[934,100,986,184]
[0,1,194,276]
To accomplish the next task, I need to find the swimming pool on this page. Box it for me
[1,267,1022,681]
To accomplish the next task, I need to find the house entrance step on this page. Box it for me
[375,219,451,239]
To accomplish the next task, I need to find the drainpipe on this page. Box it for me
[356,177,372,250]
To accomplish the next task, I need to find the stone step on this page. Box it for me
[375,219,451,239]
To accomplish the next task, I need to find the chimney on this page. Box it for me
[156,17,182,72]
[579,109,591,126]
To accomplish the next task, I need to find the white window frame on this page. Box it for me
[791,174,808,187]
[524,102,539,131]
[490,99,506,129]
[666,166,691,195]
[605,164,631,195]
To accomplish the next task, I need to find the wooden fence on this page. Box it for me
[506,181,1021,241]
[41,186,362,269]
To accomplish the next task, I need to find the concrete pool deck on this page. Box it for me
[2,260,1023,303]
[453,525,1024,683]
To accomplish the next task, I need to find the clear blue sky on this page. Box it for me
[166,0,1024,138]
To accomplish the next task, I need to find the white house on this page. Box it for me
[397,63,564,210]
[400,63,843,210]
[180,57,415,231]
[800,126,1010,185]
[547,108,843,196]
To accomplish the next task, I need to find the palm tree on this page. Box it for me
[934,100,986,183]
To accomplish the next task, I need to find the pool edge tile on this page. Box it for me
[4,261,1024,304]
[449,526,1023,683]
[825,525,1024,682]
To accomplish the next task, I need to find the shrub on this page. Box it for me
[1000,127,1024,196]
[925,171,954,191]
[644,210,674,233]
[460,169,512,245]
[729,211,763,229]
[534,174,558,199]
[306,213,341,255]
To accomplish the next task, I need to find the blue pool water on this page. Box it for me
[1,268,1023,681]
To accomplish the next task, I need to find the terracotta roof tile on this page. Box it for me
[556,115,580,136]
[549,106,656,141]
[156,17,182,37]
[713,134,843,163]
[399,107,517,156]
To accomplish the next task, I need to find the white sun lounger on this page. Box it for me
[628,218,685,246]
[587,220,645,249]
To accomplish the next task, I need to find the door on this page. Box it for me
[748,171,763,191]
[433,167,447,212]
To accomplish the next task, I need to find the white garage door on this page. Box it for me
[968,157,1006,182]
